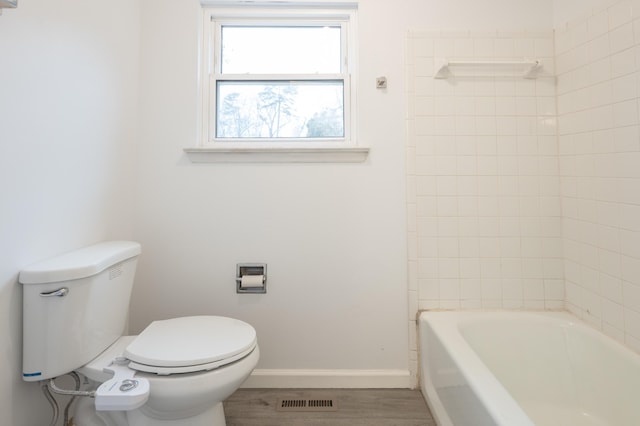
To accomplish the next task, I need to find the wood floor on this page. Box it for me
[224,388,437,426]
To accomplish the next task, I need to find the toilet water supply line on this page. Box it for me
[41,383,58,426]
[43,372,90,426]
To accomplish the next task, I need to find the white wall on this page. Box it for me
[403,0,554,31]
[131,0,411,386]
[555,0,640,351]
[0,0,140,424]
[553,0,613,28]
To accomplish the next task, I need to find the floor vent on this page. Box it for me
[276,398,338,412]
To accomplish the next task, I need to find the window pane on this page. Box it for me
[216,81,344,139]
[221,26,342,74]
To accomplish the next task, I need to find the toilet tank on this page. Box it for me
[19,241,141,382]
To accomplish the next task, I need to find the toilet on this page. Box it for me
[19,241,259,426]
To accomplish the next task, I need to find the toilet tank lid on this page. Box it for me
[19,241,141,284]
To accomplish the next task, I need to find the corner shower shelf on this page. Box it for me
[434,58,542,79]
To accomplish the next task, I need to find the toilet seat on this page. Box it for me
[124,316,257,375]
[127,345,255,375]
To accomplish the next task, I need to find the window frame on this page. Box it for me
[198,3,359,149]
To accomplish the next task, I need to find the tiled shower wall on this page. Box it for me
[406,0,640,372]
[405,30,562,374]
[556,0,640,351]
[406,30,563,315]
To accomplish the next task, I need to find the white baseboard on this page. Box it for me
[241,369,414,389]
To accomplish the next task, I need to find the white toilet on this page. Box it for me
[20,241,259,426]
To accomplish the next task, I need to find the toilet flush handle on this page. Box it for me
[40,287,69,297]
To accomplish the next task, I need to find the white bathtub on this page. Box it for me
[419,311,640,426]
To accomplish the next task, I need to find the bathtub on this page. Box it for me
[418,311,640,426]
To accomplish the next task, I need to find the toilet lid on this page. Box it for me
[124,316,256,374]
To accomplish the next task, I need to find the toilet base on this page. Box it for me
[74,397,226,426]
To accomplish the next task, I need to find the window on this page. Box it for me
[198,2,360,154]
[216,25,345,139]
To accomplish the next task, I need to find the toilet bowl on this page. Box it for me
[19,241,259,426]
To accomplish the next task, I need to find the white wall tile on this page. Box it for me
[588,10,610,40]
[555,30,572,55]
[481,278,503,299]
[456,97,476,115]
[588,34,612,62]
[535,38,555,57]
[569,20,589,47]
[457,136,477,155]
[610,23,635,53]
[412,36,433,56]
[434,38,455,57]
[494,38,515,57]
[434,135,456,155]
[634,19,640,43]
[554,2,640,349]
[433,97,455,116]
[474,38,495,57]
[537,97,557,116]
[609,1,634,29]
[591,58,614,86]
[478,196,500,215]
[415,57,436,77]
[514,38,535,57]
[624,308,640,340]
[612,74,638,103]
[460,279,482,300]
[455,80,476,97]
[610,48,637,78]
[418,278,439,299]
[454,38,475,57]
[475,98,496,116]
[614,125,640,151]
[613,100,639,126]
[408,30,574,318]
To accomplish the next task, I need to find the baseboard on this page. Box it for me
[241,369,413,389]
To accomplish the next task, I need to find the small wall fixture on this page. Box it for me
[376,76,387,89]
[236,263,267,294]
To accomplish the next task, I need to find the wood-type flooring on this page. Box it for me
[224,388,437,426]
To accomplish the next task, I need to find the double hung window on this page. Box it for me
[199,3,358,147]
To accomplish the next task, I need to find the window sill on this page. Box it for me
[184,146,369,163]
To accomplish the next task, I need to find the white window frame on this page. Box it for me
[187,1,367,163]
